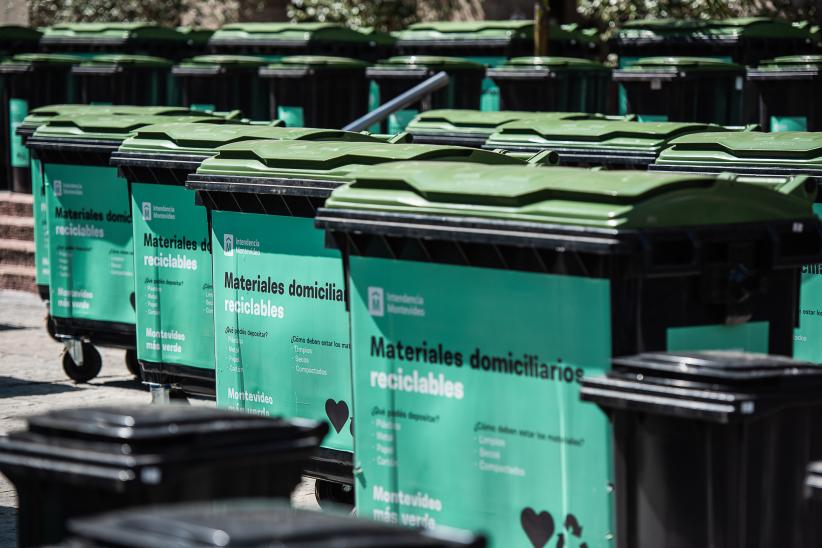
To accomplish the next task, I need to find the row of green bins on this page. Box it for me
[610,18,815,65]
[405,109,628,147]
[172,55,269,119]
[110,124,383,398]
[487,56,610,113]
[314,164,822,547]
[207,22,393,62]
[367,56,485,133]
[613,57,745,124]
[483,118,726,168]
[27,111,238,383]
[260,56,368,128]
[649,131,822,364]
[185,140,531,503]
[748,55,822,131]
[72,54,173,106]
[16,105,195,302]
[39,22,192,59]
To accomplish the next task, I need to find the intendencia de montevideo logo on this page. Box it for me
[142,202,152,221]
[223,233,234,257]
[368,287,384,317]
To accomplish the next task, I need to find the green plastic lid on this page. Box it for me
[176,54,268,68]
[192,140,523,182]
[616,17,811,40]
[497,56,608,70]
[80,54,172,67]
[264,55,367,70]
[406,109,599,136]
[210,22,373,46]
[176,27,214,45]
[373,55,484,70]
[0,25,42,44]
[485,119,724,153]
[17,105,196,136]
[654,131,822,170]
[2,53,82,65]
[621,56,743,71]
[324,163,814,229]
[41,22,186,44]
[395,20,533,43]
[117,123,383,158]
[758,54,822,67]
[31,114,230,144]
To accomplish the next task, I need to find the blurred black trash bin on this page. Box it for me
[72,54,174,106]
[747,55,822,131]
[59,499,487,547]
[0,406,327,547]
[581,351,822,548]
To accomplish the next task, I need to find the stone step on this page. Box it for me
[0,239,35,267]
[0,264,35,293]
[0,215,34,241]
[0,191,33,217]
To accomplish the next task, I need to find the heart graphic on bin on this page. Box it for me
[325,399,350,433]
[521,507,555,548]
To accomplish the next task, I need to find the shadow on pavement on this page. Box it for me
[0,376,81,397]
[0,324,27,332]
[93,378,145,391]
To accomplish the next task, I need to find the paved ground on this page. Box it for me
[0,289,315,547]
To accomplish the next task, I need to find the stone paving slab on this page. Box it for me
[0,290,316,546]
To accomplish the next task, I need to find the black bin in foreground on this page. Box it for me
[581,351,822,548]
[806,462,822,547]
[61,499,486,547]
[0,405,327,547]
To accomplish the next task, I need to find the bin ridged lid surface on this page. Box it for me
[191,140,523,182]
[372,55,484,71]
[496,56,608,70]
[484,119,725,153]
[41,22,186,44]
[210,22,373,45]
[395,20,533,43]
[263,55,367,71]
[31,114,232,144]
[68,499,486,547]
[80,53,173,67]
[406,110,596,136]
[615,17,811,41]
[17,106,196,134]
[324,163,814,228]
[1,52,83,67]
[618,56,743,71]
[176,54,268,68]
[655,131,822,169]
[117,123,383,157]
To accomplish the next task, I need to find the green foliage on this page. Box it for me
[287,0,419,32]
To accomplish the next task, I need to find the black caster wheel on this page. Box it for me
[169,388,190,404]
[45,314,58,342]
[124,349,142,380]
[314,479,355,510]
[61,342,102,383]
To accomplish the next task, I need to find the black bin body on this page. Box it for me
[60,499,487,547]
[0,406,327,547]
[72,55,173,106]
[748,55,822,131]
[259,55,369,128]
[0,54,80,192]
[581,351,822,548]
[806,462,822,547]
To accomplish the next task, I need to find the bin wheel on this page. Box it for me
[62,343,102,383]
[314,479,355,509]
[124,349,142,380]
[169,389,190,404]
[45,314,58,342]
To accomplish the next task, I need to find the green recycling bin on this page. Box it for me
[111,123,384,397]
[315,163,822,547]
[487,57,610,113]
[405,109,617,147]
[72,54,173,106]
[259,56,369,128]
[185,139,529,503]
[367,56,485,133]
[748,55,822,131]
[16,105,195,302]
[207,22,391,62]
[613,57,745,124]
[172,55,269,120]
[177,27,214,56]
[0,54,82,192]
[649,131,822,364]
[611,18,814,65]
[484,118,726,168]
[27,112,237,383]
[40,22,189,59]
[0,25,41,56]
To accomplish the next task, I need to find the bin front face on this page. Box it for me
[748,55,822,131]
[368,56,486,133]
[260,56,368,128]
[191,140,526,464]
[614,56,745,124]
[74,55,173,106]
[317,162,819,547]
[488,56,610,113]
[173,55,269,120]
[483,118,725,169]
